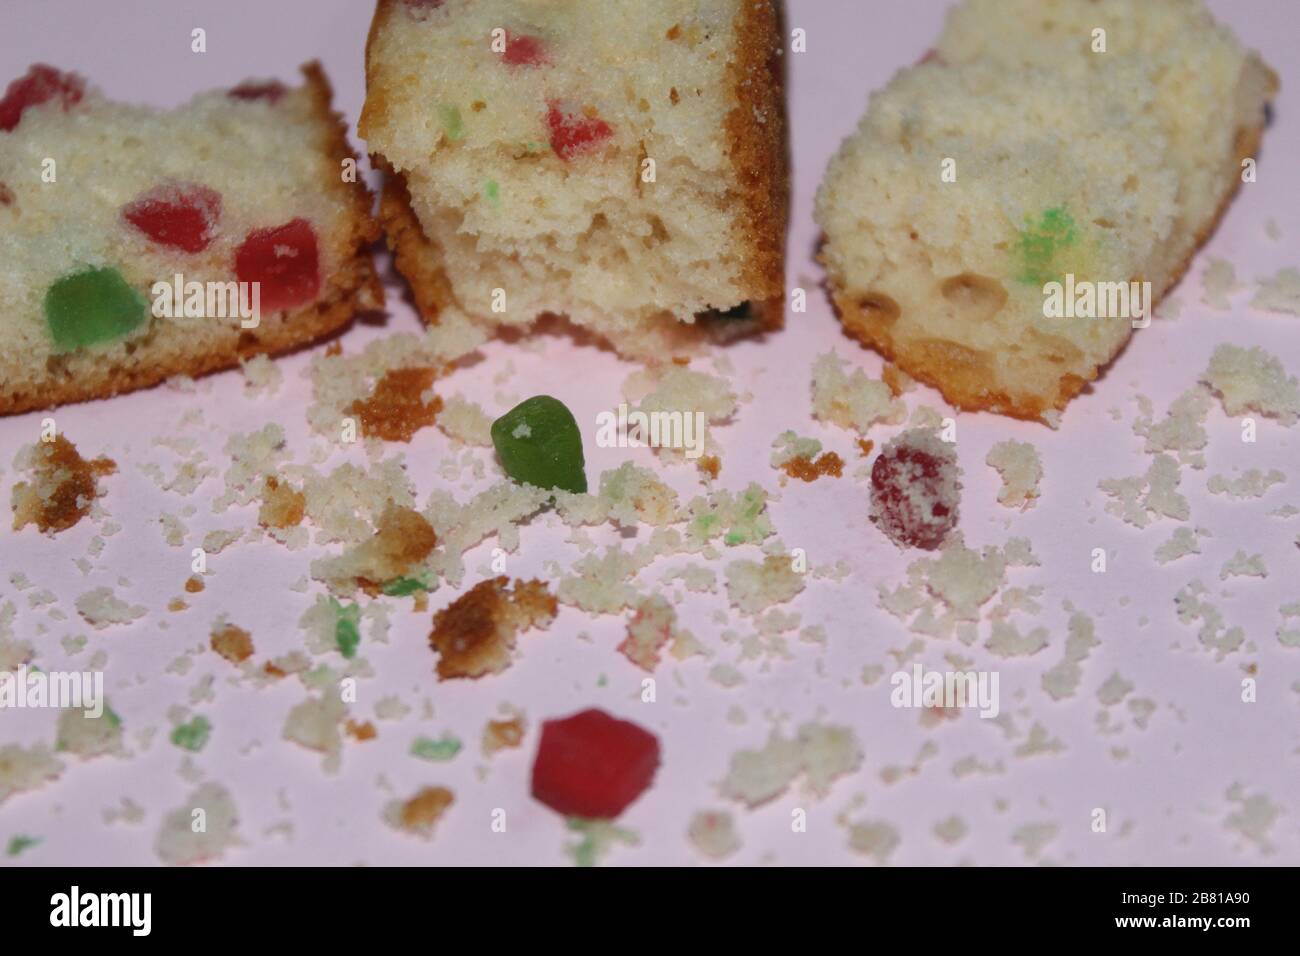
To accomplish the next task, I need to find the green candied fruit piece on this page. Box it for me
[6,835,41,858]
[1013,206,1078,287]
[170,715,212,752]
[491,395,587,494]
[410,735,462,762]
[382,576,429,598]
[483,180,500,206]
[331,598,362,658]
[438,105,465,141]
[44,267,147,351]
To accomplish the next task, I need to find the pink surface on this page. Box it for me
[1,0,1298,866]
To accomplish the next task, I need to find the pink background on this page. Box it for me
[1,0,1298,866]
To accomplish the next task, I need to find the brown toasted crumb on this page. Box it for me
[348,366,442,442]
[352,504,438,593]
[697,455,721,480]
[345,719,377,741]
[0,182,13,206]
[782,452,844,482]
[413,592,429,614]
[11,435,116,534]
[184,575,206,594]
[263,661,288,679]
[168,599,188,613]
[399,786,454,831]
[210,623,254,664]
[669,87,680,105]
[482,715,526,756]
[857,439,875,458]
[258,475,306,529]
[882,363,915,397]
[325,342,343,358]
[671,355,691,366]
[429,577,557,680]
[666,24,682,41]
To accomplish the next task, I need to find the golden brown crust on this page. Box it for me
[829,66,1277,423]
[724,0,789,332]
[0,62,382,417]
[374,159,459,324]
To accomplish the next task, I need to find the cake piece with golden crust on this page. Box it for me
[361,0,788,358]
[816,0,1276,423]
[0,62,381,416]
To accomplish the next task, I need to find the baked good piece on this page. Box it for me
[0,62,381,416]
[360,0,787,358]
[815,0,1276,423]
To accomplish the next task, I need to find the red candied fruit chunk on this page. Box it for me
[916,49,945,66]
[0,65,85,132]
[234,218,320,311]
[531,708,661,819]
[546,102,613,162]
[502,31,548,68]
[869,429,961,551]
[122,183,222,253]
[228,80,287,103]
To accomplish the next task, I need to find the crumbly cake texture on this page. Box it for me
[815,0,1277,422]
[360,0,788,358]
[0,62,381,415]
[11,435,116,534]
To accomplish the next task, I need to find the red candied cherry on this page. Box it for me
[227,80,287,103]
[122,183,222,253]
[546,101,613,162]
[234,218,320,311]
[502,31,548,68]
[0,65,85,132]
[869,427,961,550]
[531,708,661,819]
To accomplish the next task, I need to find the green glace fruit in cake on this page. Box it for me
[1013,206,1078,287]
[491,395,587,494]
[43,266,147,351]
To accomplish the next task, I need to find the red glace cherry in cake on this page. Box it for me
[234,218,321,311]
[502,31,549,68]
[546,101,613,162]
[870,428,962,550]
[122,183,223,253]
[0,65,85,132]
[531,708,661,819]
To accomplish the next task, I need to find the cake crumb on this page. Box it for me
[429,577,557,679]
[985,440,1042,509]
[11,436,116,534]
[384,786,454,839]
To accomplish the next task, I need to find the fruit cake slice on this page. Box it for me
[360,0,787,359]
[0,62,381,416]
[815,0,1276,424]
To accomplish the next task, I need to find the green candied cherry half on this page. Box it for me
[491,395,588,494]
[43,266,147,351]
